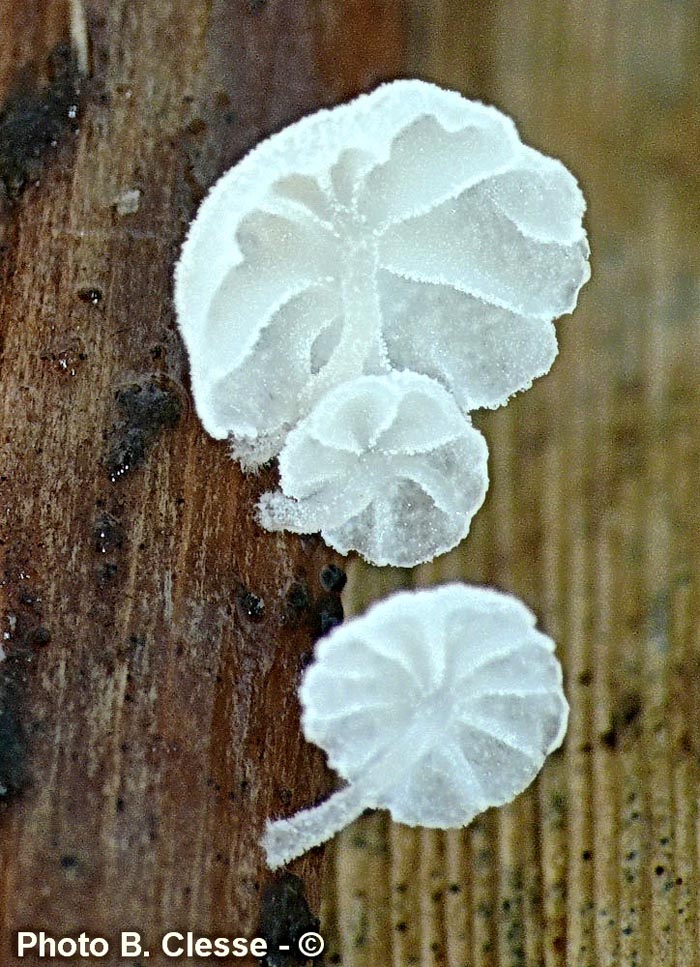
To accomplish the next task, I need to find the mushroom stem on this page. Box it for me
[262,781,368,869]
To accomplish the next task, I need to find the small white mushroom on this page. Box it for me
[174,79,589,467]
[263,583,568,869]
[257,371,489,567]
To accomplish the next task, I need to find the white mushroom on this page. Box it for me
[263,583,568,869]
[174,79,589,467]
[257,371,489,567]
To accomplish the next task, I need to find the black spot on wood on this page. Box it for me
[312,593,344,639]
[237,589,265,624]
[319,564,346,594]
[77,286,103,305]
[94,512,124,554]
[105,376,183,481]
[0,43,82,202]
[600,691,642,750]
[0,655,29,803]
[28,626,51,647]
[98,562,119,585]
[128,634,146,651]
[284,581,312,626]
[257,872,321,967]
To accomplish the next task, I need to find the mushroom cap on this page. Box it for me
[301,583,568,828]
[257,371,489,567]
[174,79,589,464]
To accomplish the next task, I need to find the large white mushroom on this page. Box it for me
[257,371,489,568]
[263,584,569,869]
[174,79,589,468]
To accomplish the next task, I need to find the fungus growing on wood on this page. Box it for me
[257,371,488,567]
[262,584,568,869]
[174,79,589,469]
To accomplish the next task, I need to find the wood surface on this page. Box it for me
[322,3,700,967]
[0,2,405,965]
[2,2,700,967]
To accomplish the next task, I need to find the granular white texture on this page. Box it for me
[174,79,590,467]
[262,583,568,868]
[257,371,489,567]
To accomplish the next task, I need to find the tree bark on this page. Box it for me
[0,2,406,964]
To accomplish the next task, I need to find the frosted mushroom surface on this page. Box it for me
[257,371,489,567]
[174,79,590,466]
[263,583,568,869]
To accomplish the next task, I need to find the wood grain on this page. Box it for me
[322,2,700,966]
[0,2,406,964]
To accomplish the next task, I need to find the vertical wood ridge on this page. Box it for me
[321,1,700,964]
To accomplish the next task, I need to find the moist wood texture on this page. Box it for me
[322,3,700,966]
[0,2,405,965]
[3,3,700,966]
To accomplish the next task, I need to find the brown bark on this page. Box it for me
[0,2,406,964]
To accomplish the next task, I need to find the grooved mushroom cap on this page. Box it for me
[263,583,569,869]
[257,371,489,567]
[174,79,590,467]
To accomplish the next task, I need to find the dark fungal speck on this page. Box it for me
[284,581,312,625]
[237,590,265,623]
[94,512,123,554]
[312,593,344,639]
[115,378,182,434]
[319,563,346,593]
[28,626,51,647]
[107,428,146,481]
[600,691,642,750]
[0,43,81,203]
[257,872,320,967]
[0,657,29,803]
[78,287,102,305]
[106,376,183,481]
[98,562,119,585]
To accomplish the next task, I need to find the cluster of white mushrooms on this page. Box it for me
[174,80,588,867]
[175,79,590,569]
